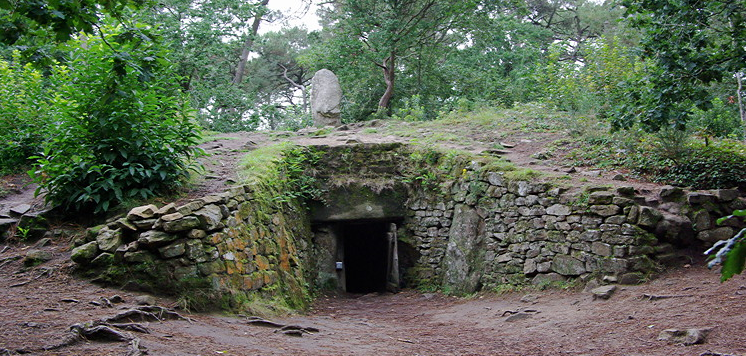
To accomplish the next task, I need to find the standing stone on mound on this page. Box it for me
[311,69,342,127]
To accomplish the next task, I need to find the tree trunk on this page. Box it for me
[232,0,270,86]
[737,71,746,138]
[301,86,308,114]
[279,63,308,114]
[377,53,396,112]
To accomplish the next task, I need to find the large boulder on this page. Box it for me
[310,69,342,127]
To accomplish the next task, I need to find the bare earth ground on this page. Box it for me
[2,121,745,355]
[1,247,745,355]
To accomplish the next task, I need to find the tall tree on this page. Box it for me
[617,0,746,132]
[233,0,270,85]
[243,27,313,129]
[142,0,274,131]
[253,27,312,113]
[326,0,479,112]
[524,0,623,61]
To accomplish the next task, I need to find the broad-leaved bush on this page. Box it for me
[31,26,202,213]
[0,55,62,174]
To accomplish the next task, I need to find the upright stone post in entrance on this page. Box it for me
[310,69,342,127]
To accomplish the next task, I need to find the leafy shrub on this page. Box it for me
[238,143,324,204]
[568,127,746,190]
[392,95,426,121]
[0,55,60,174]
[31,26,202,213]
[690,97,743,139]
[659,142,746,189]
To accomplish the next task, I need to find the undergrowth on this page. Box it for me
[567,128,746,189]
[384,102,569,146]
[238,142,324,203]
[383,102,744,191]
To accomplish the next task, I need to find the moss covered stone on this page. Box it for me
[71,241,99,264]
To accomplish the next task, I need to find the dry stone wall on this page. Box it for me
[404,168,745,294]
[71,184,312,310]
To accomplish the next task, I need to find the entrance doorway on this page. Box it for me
[340,221,399,293]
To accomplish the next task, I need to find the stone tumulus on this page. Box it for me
[70,143,745,310]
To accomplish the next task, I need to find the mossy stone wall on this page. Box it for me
[70,143,745,308]
[71,185,313,312]
[404,165,745,293]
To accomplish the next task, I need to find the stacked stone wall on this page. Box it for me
[71,184,312,309]
[405,169,745,293]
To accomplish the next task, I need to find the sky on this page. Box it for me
[261,0,321,34]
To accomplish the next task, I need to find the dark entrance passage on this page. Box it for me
[341,221,393,293]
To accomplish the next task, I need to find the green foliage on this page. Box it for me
[659,142,746,190]
[391,95,426,121]
[30,26,202,214]
[15,225,30,240]
[479,159,518,173]
[567,126,746,190]
[504,168,543,181]
[238,143,289,185]
[568,191,591,208]
[706,210,746,282]
[0,56,59,174]
[540,35,646,116]
[403,147,472,191]
[238,143,324,203]
[445,14,550,107]
[174,277,222,313]
[403,149,442,190]
[618,0,746,132]
[0,0,141,45]
[690,97,744,139]
[279,146,325,202]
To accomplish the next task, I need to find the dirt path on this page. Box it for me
[2,243,745,355]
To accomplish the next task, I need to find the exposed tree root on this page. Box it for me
[38,306,187,354]
[245,316,286,328]
[0,255,20,269]
[126,337,147,356]
[103,306,192,324]
[641,294,694,301]
[244,316,319,337]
